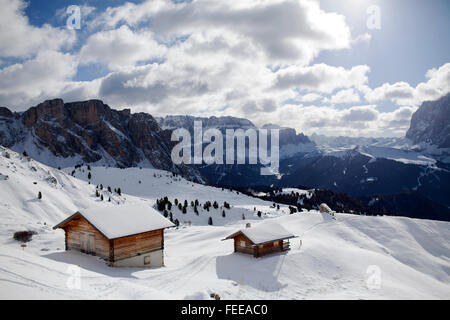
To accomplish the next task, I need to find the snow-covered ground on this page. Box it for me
[0,147,449,299]
[310,134,450,165]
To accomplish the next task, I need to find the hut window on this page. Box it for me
[274,241,279,247]
[240,240,246,247]
[144,256,151,265]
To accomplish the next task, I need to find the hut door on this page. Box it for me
[81,232,95,254]
[88,233,95,254]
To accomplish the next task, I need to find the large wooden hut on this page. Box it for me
[53,204,174,267]
[223,223,297,258]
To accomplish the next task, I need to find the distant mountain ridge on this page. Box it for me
[1,96,449,221]
[157,115,256,131]
[0,99,203,182]
[156,114,314,158]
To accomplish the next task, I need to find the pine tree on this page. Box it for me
[222,210,226,218]
[88,172,92,180]
[242,214,245,220]
[257,211,262,218]
[117,188,121,196]
[95,190,100,197]
[182,206,187,214]
[157,199,166,211]
[100,194,104,201]
[38,191,42,200]
[208,217,213,225]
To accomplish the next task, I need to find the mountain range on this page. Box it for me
[1,93,449,221]
[0,99,203,182]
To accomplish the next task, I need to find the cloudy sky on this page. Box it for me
[0,0,449,137]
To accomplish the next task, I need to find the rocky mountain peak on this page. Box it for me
[0,99,202,182]
[406,92,450,148]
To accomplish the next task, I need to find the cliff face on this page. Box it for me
[0,99,203,182]
[406,93,450,148]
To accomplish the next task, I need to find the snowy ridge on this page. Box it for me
[311,133,450,164]
[320,145,437,166]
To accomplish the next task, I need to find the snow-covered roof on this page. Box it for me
[54,204,175,239]
[225,222,296,245]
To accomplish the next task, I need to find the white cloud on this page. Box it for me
[326,88,361,104]
[365,81,415,105]
[247,103,414,137]
[341,105,378,122]
[297,93,323,103]
[274,64,370,93]
[0,0,75,58]
[0,0,448,139]
[365,63,450,107]
[415,63,450,102]
[79,25,167,70]
[93,0,352,66]
[0,50,78,107]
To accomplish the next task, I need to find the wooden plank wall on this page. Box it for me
[234,233,255,255]
[65,216,110,259]
[112,229,163,261]
[258,240,283,256]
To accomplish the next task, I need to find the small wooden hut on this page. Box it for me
[223,223,297,258]
[53,204,174,267]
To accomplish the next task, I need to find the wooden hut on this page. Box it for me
[223,223,297,258]
[53,204,174,267]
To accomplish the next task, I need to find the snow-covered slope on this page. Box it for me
[321,145,437,166]
[0,147,449,299]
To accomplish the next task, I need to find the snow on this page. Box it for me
[311,134,448,165]
[0,146,449,300]
[321,145,436,166]
[225,223,296,245]
[57,205,175,239]
[361,146,436,166]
